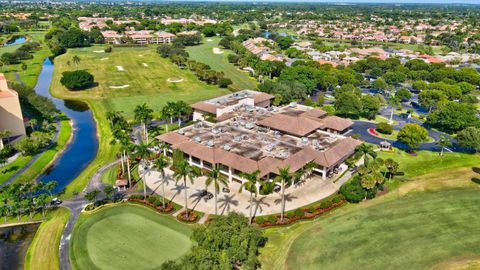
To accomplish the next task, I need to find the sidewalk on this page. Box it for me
[140,164,352,217]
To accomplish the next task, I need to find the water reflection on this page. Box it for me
[0,224,40,270]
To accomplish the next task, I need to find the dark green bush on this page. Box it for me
[320,200,333,209]
[255,217,265,224]
[294,208,304,217]
[267,215,277,224]
[60,70,95,90]
[376,122,393,134]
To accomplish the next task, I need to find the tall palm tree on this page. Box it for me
[174,101,190,127]
[152,154,170,207]
[436,136,451,157]
[355,143,377,166]
[173,159,200,218]
[134,103,153,144]
[275,166,293,221]
[134,142,152,202]
[205,164,228,215]
[119,135,133,187]
[72,55,81,65]
[239,170,260,224]
[388,95,400,124]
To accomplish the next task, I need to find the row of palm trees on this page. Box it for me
[132,101,191,144]
[0,181,59,222]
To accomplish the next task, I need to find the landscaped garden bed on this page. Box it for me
[128,194,177,213]
[176,210,199,223]
[254,194,346,227]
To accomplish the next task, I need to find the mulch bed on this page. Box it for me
[128,198,174,213]
[176,210,198,223]
[255,201,346,227]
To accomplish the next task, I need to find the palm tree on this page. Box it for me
[384,158,399,181]
[239,170,260,224]
[355,143,377,166]
[153,154,170,207]
[205,164,228,215]
[44,180,58,200]
[388,95,400,124]
[436,136,451,157]
[174,101,190,127]
[119,135,133,187]
[72,55,81,65]
[29,119,38,131]
[274,166,293,221]
[134,142,152,202]
[173,159,200,218]
[134,103,153,144]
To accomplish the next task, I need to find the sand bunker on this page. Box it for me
[116,66,124,71]
[138,54,143,57]
[109,85,130,89]
[93,50,105,53]
[142,63,148,67]
[100,57,109,61]
[206,39,213,42]
[213,47,224,54]
[167,78,184,83]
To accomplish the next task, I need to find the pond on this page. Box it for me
[34,58,99,193]
[0,223,40,270]
[4,36,26,46]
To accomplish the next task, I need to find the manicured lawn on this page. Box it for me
[1,31,50,87]
[0,155,31,185]
[50,46,230,118]
[15,119,72,183]
[70,204,193,270]
[24,207,70,270]
[186,37,257,90]
[260,165,480,270]
[378,150,480,180]
[50,46,230,198]
[283,189,480,270]
[100,165,118,185]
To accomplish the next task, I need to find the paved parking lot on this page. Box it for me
[141,164,351,216]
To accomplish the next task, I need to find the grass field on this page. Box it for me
[50,46,230,118]
[24,207,70,270]
[0,156,31,184]
[15,119,72,183]
[260,165,480,270]
[186,37,257,90]
[50,46,230,198]
[70,204,193,270]
[1,31,50,87]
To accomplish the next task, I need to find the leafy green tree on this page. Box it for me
[397,123,428,151]
[456,127,480,153]
[418,90,447,112]
[361,95,380,120]
[372,78,388,90]
[279,65,319,94]
[427,102,480,133]
[384,158,399,181]
[60,70,94,90]
[103,186,115,200]
[85,189,101,206]
[396,88,412,102]
[335,92,362,118]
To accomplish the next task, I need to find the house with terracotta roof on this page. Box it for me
[157,91,360,184]
[0,74,26,148]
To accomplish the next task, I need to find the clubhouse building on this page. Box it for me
[156,90,361,184]
[0,74,25,149]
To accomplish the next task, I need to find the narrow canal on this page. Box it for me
[34,58,98,193]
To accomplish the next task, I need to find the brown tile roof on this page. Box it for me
[320,116,353,132]
[300,108,327,119]
[314,137,361,167]
[156,132,189,145]
[257,114,323,137]
[253,92,275,104]
[190,101,221,114]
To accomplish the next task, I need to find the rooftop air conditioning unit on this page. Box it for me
[207,140,214,147]
[194,136,201,143]
[223,144,231,151]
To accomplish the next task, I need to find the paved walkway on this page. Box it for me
[58,159,120,270]
[141,164,352,217]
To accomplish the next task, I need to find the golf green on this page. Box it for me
[70,204,193,270]
[285,189,480,270]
